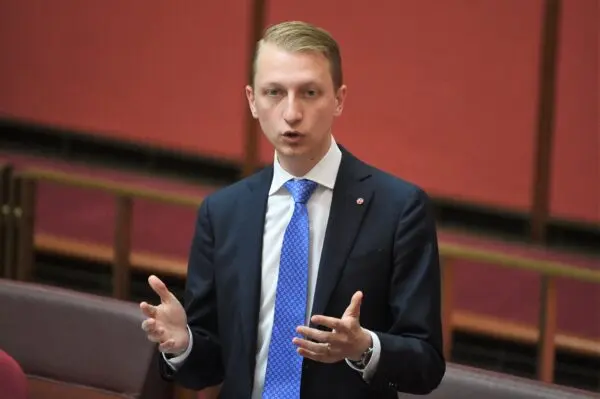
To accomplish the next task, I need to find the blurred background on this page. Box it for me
[0,0,598,398]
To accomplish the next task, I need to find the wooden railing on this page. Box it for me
[440,245,600,383]
[0,163,14,278]
[2,166,599,387]
[10,168,202,298]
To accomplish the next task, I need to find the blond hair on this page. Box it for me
[252,21,343,90]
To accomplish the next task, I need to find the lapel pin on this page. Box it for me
[356,197,364,205]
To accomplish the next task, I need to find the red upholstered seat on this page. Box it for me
[0,349,28,399]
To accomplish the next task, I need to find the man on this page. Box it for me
[140,20,445,398]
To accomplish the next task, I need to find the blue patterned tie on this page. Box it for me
[262,178,318,399]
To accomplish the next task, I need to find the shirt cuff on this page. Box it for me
[162,325,193,370]
[345,329,381,381]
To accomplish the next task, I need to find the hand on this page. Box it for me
[294,291,372,364]
[140,275,189,354]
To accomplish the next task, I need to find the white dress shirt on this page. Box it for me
[165,136,382,398]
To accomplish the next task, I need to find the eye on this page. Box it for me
[305,89,318,98]
[265,88,282,97]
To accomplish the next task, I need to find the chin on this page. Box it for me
[275,141,305,154]
[286,144,314,155]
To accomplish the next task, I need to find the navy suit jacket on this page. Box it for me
[159,146,446,398]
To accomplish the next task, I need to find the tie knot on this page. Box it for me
[284,179,318,204]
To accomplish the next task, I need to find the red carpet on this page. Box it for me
[2,151,599,340]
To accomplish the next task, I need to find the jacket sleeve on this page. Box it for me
[369,187,446,394]
[159,196,224,390]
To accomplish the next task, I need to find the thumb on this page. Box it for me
[343,291,363,319]
[148,275,172,304]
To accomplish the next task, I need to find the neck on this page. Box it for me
[279,157,318,177]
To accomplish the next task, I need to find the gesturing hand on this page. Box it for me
[140,275,189,355]
[294,291,372,364]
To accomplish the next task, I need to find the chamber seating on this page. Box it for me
[2,278,599,399]
[0,349,28,399]
[415,363,600,399]
[0,278,173,399]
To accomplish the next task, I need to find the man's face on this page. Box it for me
[246,43,346,165]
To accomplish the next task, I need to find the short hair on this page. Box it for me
[251,21,343,90]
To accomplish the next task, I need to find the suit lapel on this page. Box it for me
[236,166,272,372]
[310,150,373,320]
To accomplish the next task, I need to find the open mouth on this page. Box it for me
[283,131,302,138]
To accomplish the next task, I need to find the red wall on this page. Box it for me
[548,0,598,224]
[0,0,597,223]
[0,1,251,160]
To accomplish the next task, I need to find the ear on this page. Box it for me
[333,84,347,117]
[245,85,258,119]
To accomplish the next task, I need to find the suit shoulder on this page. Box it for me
[361,163,436,229]
[200,166,271,208]
[365,163,430,203]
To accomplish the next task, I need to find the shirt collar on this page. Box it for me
[269,136,342,195]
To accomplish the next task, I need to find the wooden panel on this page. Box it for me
[453,311,600,356]
[549,0,599,223]
[35,234,187,278]
[264,0,544,211]
[0,1,596,219]
[0,1,252,161]
[27,376,128,399]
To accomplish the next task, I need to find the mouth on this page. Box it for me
[281,131,305,144]
[282,131,303,138]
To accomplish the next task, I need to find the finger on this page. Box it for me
[148,275,172,304]
[146,331,167,344]
[140,302,158,318]
[158,339,176,353]
[296,347,319,360]
[292,337,333,354]
[343,291,363,319]
[147,334,162,343]
[296,326,332,343]
[310,315,348,333]
[142,319,166,337]
[296,347,339,364]
[141,318,156,333]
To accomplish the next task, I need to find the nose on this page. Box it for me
[283,95,302,126]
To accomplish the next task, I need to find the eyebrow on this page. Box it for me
[260,81,320,89]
